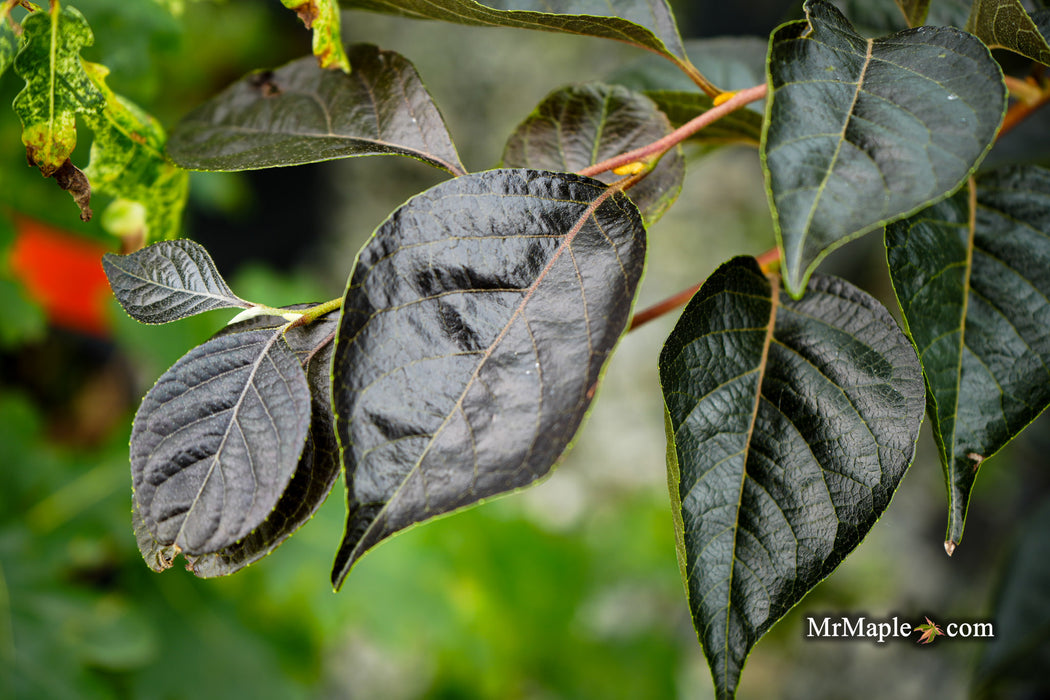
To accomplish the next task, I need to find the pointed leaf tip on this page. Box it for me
[764,0,1005,296]
[103,239,248,324]
[660,255,924,698]
[330,169,646,588]
[887,166,1050,548]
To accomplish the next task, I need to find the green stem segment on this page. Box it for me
[288,296,342,328]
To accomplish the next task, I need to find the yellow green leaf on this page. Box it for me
[280,0,351,72]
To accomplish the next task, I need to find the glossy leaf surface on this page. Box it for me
[167,44,465,175]
[660,256,924,699]
[12,3,104,176]
[331,169,645,588]
[281,0,351,71]
[186,311,339,577]
[502,82,684,223]
[763,0,1004,297]
[103,239,249,324]
[132,327,311,555]
[886,166,1050,550]
[965,0,1050,65]
[82,62,188,242]
[342,0,689,67]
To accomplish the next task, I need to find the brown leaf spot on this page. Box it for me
[967,452,985,471]
[249,70,282,98]
[129,131,147,145]
[289,0,319,29]
[53,159,93,222]
[944,540,957,556]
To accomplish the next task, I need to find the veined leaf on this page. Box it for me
[659,256,924,700]
[131,326,312,555]
[82,62,188,242]
[886,166,1050,551]
[966,0,1050,65]
[167,43,465,175]
[763,0,1005,297]
[330,169,645,588]
[502,82,684,223]
[103,239,249,324]
[896,0,930,26]
[342,0,691,72]
[12,3,104,176]
[281,0,351,72]
[140,309,340,577]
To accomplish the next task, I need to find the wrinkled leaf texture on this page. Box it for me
[502,82,684,223]
[342,0,690,70]
[190,310,339,576]
[131,326,311,556]
[13,3,105,175]
[660,256,924,700]
[763,0,1005,297]
[331,169,645,588]
[966,0,1050,65]
[103,239,248,324]
[886,166,1050,551]
[167,43,464,175]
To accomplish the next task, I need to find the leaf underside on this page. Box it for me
[886,166,1050,549]
[341,0,689,66]
[132,327,311,556]
[660,256,924,700]
[763,0,1005,296]
[502,82,684,223]
[965,0,1050,65]
[103,239,247,324]
[166,43,464,175]
[330,169,646,588]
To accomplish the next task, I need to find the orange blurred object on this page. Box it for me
[8,218,113,337]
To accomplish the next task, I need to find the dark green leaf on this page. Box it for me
[885,166,1050,550]
[502,82,684,223]
[342,0,690,68]
[763,0,1005,297]
[974,498,1050,698]
[167,43,465,175]
[966,0,1050,65]
[12,3,105,176]
[188,310,339,577]
[829,0,968,35]
[131,326,312,555]
[103,239,249,324]
[659,256,924,700]
[330,169,646,588]
[82,62,188,242]
[281,0,351,72]
[896,0,930,26]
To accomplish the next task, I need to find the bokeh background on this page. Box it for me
[2,1,1049,698]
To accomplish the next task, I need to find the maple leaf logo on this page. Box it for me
[914,617,944,645]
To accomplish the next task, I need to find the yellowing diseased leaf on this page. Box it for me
[82,62,188,242]
[12,2,105,177]
[915,617,944,644]
[281,0,351,72]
